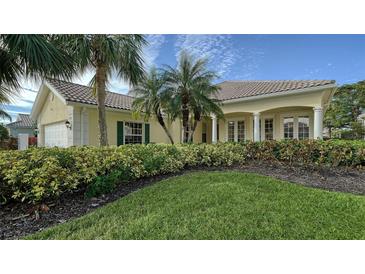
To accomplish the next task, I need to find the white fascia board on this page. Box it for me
[66,101,133,114]
[221,84,337,105]
[30,82,47,120]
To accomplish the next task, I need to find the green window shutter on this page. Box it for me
[117,121,124,146]
[144,123,150,144]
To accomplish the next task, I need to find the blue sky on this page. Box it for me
[3,34,365,122]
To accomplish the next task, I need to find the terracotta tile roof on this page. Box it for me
[7,114,36,128]
[46,78,134,110]
[217,80,336,101]
[45,79,336,110]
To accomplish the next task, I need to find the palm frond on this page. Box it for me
[1,34,76,80]
[0,109,12,121]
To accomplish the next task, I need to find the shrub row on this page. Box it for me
[0,140,364,204]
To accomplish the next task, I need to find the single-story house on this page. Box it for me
[30,78,336,147]
[6,113,36,137]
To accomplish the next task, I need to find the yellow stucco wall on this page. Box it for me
[86,108,181,146]
[220,89,330,114]
[38,89,68,125]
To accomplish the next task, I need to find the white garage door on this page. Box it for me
[44,122,68,147]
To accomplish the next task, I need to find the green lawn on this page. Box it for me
[27,171,365,240]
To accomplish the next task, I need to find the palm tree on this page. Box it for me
[132,67,174,144]
[0,35,76,122]
[164,51,223,143]
[58,35,146,146]
[188,82,223,142]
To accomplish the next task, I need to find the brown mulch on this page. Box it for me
[1,162,364,240]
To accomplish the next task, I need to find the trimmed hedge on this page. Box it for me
[0,140,364,204]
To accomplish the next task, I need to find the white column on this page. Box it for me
[313,107,323,140]
[253,112,260,142]
[80,107,89,145]
[211,114,217,144]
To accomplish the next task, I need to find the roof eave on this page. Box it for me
[221,83,337,105]
[66,101,132,113]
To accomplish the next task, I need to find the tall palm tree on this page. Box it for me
[132,67,174,144]
[164,51,223,143]
[58,35,146,146]
[188,82,223,142]
[0,35,76,122]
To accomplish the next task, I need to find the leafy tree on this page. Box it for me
[0,35,76,121]
[350,121,365,139]
[132,67,175,144]
[0,124,9,142]
[325,81,365,138]
[57,35,147,146]
[164,51,223,143]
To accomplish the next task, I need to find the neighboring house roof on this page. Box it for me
[34,79,335,115]
[6,114,36,128]
[217,80,336,101]
[47,78,134,110]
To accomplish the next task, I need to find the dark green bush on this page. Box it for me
[85,171,122,198]
[0,140,364,204]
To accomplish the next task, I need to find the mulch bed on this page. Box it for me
[1,162,364,240]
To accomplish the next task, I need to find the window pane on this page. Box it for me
[125,122,143,144]
[283,117,294,139]
[228,121,235,142]
[237,121,245,142]
[265,118,274,140]
[298,116,309,140]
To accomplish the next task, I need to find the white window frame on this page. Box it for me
[261,114,275,141]
[225,118,247,142]
[280,111,313,140]
[124,121,145,144]
[298,116,310,140]
[283,117,295,140]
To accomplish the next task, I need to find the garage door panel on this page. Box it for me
[44,122,67,147]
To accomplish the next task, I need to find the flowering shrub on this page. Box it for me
[0,140,364,204]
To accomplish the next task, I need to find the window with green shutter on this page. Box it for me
[144,123,150,144]
[117,121,124,146]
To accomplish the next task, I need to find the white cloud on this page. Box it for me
[174,35,266,80]
[72,69,130,94]
[0,78,40,123]
[144,34,166,68]
[232,48,265,80]
[174,35,238,77]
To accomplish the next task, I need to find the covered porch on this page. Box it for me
[193,106,324,143]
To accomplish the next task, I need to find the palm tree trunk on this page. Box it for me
[181,94,190,143]
[188,112,201,143]
[188,119,198,143]
[157,110,174,144]
[95,63,109,146]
